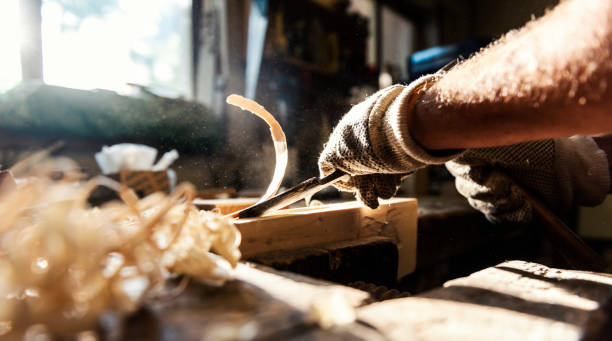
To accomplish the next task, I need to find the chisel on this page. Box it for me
[233,170,349,219]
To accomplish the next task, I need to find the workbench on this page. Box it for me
[251,197,541,293]
[111,197,612,340]
[121,260,612,340]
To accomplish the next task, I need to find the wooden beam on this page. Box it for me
[235,198,418,279]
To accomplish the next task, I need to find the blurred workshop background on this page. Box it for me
[4,0,611,242]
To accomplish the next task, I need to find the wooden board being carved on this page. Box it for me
[234,198,418,278]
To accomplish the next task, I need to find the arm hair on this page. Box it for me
[411,0,612,150]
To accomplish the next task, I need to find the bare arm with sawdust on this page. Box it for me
[318,0,612,210]
[411,0,612,150]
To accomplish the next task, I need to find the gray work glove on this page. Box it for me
[446,137,610,223]
[318,75,462,208]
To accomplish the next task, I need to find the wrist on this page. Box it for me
[389,74,463,165]
[410,88,435,150]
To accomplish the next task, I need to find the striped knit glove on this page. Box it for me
[318,75,462,208]
[446,137,610,223]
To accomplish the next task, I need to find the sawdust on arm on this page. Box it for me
[411,0,612,150]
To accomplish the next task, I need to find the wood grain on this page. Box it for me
[235,198,418,278]
[121,263,379,341]
[358,260,612,341]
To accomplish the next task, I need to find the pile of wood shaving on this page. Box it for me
[0,95,289,338]
[0,158,241,338]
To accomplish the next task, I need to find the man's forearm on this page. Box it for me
[410,0,612,150]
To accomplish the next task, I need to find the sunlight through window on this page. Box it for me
[0,0,22,91]
[41,0,191,97]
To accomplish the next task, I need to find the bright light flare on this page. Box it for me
[41,0,190,95]
[0,0,22,91]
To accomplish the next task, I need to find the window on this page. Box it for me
[41,0,191,96]
[0,0,22,91]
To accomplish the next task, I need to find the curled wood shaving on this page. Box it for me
[226,95,288,203]
[0,159,241,338]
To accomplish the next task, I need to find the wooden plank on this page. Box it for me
[120,263,382,341]
[235,198,418,278]
[357,261,612,341]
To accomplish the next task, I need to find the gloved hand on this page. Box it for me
[446,137,610,223]
[318,75,462,208]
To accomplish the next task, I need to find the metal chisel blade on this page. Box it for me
[234,170,349,219]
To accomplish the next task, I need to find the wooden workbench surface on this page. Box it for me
[122,263,381,340]
[122,260,612,340]
[359,260,612,340]
[115,198,609,339]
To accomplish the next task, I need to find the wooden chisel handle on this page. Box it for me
[516,185,608,272]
